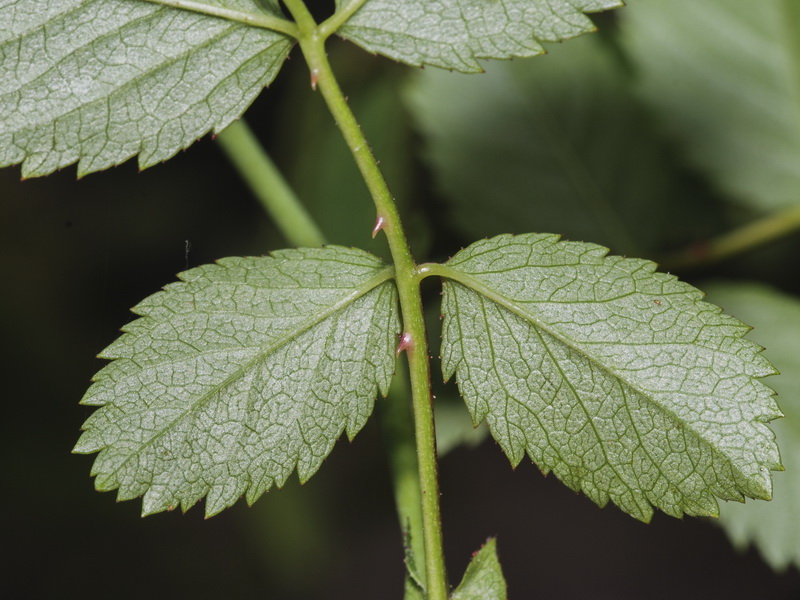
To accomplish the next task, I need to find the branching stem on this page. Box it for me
[282,1,449,597]
[319,0,370,39]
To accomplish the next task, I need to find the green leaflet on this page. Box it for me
[334,0,623,72]
[451,539,507,600]
[620,0,800,212]
[433,233,781,522]
[74,246,400,517]
[0,0,293,177]
[704,282,800,572]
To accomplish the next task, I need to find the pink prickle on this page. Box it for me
[372,215,386,239]
[396,332,413,355]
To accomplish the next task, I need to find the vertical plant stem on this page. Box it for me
[216,119,326,248]
[215,54,434,592]
[283,2,449,597]
[381,359,427,586]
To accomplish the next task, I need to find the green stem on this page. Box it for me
[659,204,800,271]
[283,2,449,597]
[380,360,427,587]
[216,119,326,248]
[319,0,370,38]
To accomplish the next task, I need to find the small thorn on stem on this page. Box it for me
[310,68,320,91]
[396,332,413,355]
[372,215,386,239]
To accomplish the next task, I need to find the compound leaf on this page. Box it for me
[334,0,623,72]
[74,246,400,517]
[620,0,800,212]
[437,233,781,522]
[704,282,800,572]
[0,0,294,177]
[451,539,507,600]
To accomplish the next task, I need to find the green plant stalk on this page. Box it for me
[318,0,370,37]
[283,1,449,597]
[216,119,326,248]
[216,68,427,587]
[660,204,800,271]
[382,359,427,586]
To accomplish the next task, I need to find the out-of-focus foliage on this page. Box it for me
[406,33,710,257]
[620,0,800,213]
[705,282,800,572]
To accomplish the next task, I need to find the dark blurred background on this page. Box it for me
[3,2,800,598]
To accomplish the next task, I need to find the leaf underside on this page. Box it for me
[0,0,293,177]
[335,0,624,72]
[74,246,399,517]
[440,234,781,522]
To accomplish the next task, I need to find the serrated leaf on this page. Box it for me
[406,34,710,256]
[334,0,623,72]
[451,538,507,600]
[0,0,293,177]
[619,0,800,212]
[74,246,400,517]
[437,233,781,522]
[704,282,800,572]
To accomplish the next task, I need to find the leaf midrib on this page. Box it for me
[5,17,282,134]
[90,266,396,481]
[142,0,298,36]
[431,262,760,482]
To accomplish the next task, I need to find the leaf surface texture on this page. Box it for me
[438,234,781,521]
[75,246,399,517]
[334,0,622,72]
[0,0,293,176]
